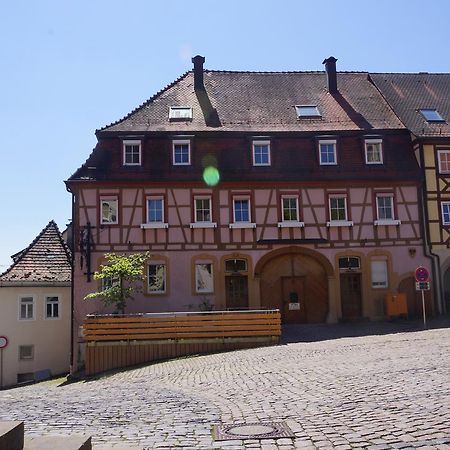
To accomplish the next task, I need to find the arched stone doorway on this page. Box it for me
[255,247,332,323]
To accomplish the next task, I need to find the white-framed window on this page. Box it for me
[147,198,164,223]
[141,197,168,229]
[195,263,214,293]
[319,140,337,165]
[282,197,299,221]
[148,263,166,294]
[252,140,271,166]
[123,140,141,166]
[100,198,118,225]
[173,140,191,165]
[371,260,388,289]
[19,345,34,361]
[234,198,250,222]
[441,202,450,225]
[230,197,256,229]
[374,194,401,226]
[19,296,34,320]
[438,150,450,174]
[169,106,192,120]
[376,195,394,220]
[45,296,60,319]
[327,196,353,227]
[330,197,347,221]
[190,196,216,229]
[195,197,212,222]
[365,139,383,164]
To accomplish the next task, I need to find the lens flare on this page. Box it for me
[203,166,220,186]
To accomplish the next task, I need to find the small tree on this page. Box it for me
[84,252,149,314]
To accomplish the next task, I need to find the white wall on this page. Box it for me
[0,285,70,388]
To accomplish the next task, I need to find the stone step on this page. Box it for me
[0,421,24,450]
[24,434,91,450]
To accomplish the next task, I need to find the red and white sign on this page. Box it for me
[0,336,8,349]
[415,266,430,283]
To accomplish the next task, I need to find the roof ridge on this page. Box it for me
[205,69,369,74]
[96,71,191,133]
[370,71,450,75]
[0,220,70,280]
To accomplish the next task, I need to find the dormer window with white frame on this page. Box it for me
[295,105,321,118]
[169,106,193,120]
[123,140,141,166]
[173,139,191,165]
[252,140,271,166]
[365,139,383,165]
[374,194,401,226]
[319,139,337,165]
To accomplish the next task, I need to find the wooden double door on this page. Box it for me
[260,253,328,323]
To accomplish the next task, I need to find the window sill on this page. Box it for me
[374,219,401,226]
[140,223,169,229]
[326,220,353,227]
[190,222,217,229]
[278,221,305,228]
[229,223,257,229]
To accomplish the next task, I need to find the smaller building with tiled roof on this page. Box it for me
[0,221,71,388]
[0,220,71,286]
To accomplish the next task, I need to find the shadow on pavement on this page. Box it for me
[281,316,450,344]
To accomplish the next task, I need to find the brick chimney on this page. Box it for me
[322,56,338,94]
[192,55,205,91]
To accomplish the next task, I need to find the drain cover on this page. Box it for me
[214,421,294,441]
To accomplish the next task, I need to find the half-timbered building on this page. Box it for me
[66,56,429,367]
[372,73,450,315]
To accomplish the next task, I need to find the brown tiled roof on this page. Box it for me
[370,73,450,138]
[0,221,71,285]
[97,70,404,134]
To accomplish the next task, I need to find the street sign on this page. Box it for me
[0,336,7,349]
[416,282,431,291]
[415,266,430,283]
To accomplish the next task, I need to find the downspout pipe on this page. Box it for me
[65,183,76,375]
[418,143,444,315]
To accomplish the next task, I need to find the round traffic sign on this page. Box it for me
[0,336,8,349]
[415,266,430,283]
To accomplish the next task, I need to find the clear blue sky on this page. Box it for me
[1,0,449,269]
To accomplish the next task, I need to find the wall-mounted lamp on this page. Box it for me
[408,248,416,258]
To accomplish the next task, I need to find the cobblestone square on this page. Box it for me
[1,325,449,449]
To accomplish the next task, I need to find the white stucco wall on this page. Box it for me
[0,285,71,388]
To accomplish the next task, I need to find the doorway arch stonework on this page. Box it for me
[254,246,337,323]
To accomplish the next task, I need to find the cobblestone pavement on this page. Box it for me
[1,324,450,449]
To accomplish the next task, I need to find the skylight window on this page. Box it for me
[419,109,445,122]
[295,105,321,118]
[169,106,193,120]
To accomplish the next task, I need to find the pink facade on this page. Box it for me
[71,182,428,365]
